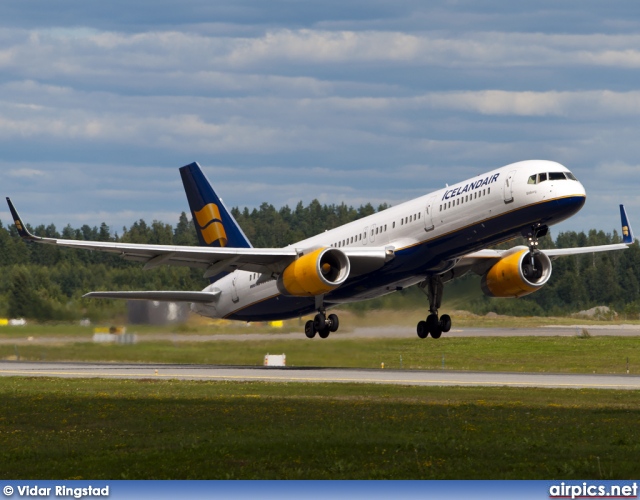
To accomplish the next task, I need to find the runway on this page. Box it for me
[1,361,639,390]
[2,324,640,345]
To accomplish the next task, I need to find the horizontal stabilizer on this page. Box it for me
[83,290,221,303]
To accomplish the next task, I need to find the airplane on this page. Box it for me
[6,159,635,339]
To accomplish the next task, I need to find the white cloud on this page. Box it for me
[2,5,640,235]
[8,168,46,178]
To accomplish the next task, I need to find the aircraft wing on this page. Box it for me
[6,198,391,278]
[458,204,634,274]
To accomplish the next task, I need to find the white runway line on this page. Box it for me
[1,361,640,390]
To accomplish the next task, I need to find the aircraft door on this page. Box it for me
[231,275,239,303]
[503,170,516,204]
[424,196,436,232]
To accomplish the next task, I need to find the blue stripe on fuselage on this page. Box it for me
[226,195,585,321]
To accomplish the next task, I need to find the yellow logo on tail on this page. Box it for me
[15,220,23,232]
[194,203,228,246]
[623,226,629,237]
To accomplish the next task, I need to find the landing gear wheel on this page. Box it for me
[304,320,316,339]
[318,326,331,339]
[439,314,452,333]
[314,313,326,331]
[426,313,439,332]
[418,276,452,340]
[327,314,339,333]
[426,313,442,339]
[417,320,428,339]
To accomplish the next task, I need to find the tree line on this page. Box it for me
[0,200,638,321]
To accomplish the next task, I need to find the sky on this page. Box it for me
[1,1,639,237]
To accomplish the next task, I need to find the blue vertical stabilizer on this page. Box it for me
[179,162,252,249]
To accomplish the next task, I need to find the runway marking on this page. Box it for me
[1,369,639,389]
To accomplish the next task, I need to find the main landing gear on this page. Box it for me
[305,311,339,339]
[305,296,339,339]
[416,275,451,339]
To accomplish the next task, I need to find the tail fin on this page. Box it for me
[179,162,252,249]
[620,204,635,244]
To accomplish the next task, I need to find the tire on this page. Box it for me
[328,314,339,332]
[426,313,441,339]
[426,313,439,331]
[314,313,326,331]
[417,320,428,339]
[318,326,331,339]
[439,314,452,333]
[304,320,316,338]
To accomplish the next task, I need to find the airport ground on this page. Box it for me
[1,311,639,479]
[1,377,639,479]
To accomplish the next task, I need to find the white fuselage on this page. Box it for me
[193,160,586,321]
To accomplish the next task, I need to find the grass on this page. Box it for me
[0,377,638,479]
[3,336,640,374]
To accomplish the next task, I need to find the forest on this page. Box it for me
[0,199,639,321]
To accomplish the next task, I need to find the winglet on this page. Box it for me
[620,204,635,244]
[5,197,38,241]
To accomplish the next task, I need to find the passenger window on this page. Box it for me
[488,187,490,194]
[392,222,395,228]
[483,189,485,196]
[538,173,547,183]
[528,175,537,184]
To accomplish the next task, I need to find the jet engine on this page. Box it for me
[481,246,552,298]
[277,247,350,297]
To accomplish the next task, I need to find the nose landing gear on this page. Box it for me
[416,275,451,339]
[522,224,548,281]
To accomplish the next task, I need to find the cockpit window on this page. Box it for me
[528,175,537,184]
[549,172,566,181]
[538,172,547,183]
[566,172,577,181]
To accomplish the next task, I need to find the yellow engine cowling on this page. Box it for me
[481,247,552,298]
[277,248,350,297]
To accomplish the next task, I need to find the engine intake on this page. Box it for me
[481,247,552,298]
[278,248,350,297]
